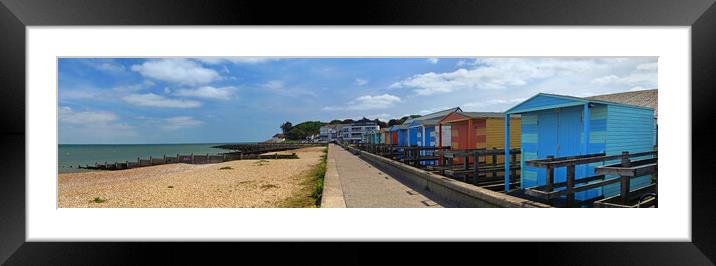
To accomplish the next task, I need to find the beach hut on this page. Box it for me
[369,129,384,144]
[381,128,392,145]
[408,107,461,147]
[437,112,521,165]
[390,124,410,146]
[405,108,462,165]
[504,93,656,198]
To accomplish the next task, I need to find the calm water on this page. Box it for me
[58,143,248,173]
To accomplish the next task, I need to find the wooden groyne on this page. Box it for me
[75,143,326,171]
[212,143,322,154]
[77,152,300,171]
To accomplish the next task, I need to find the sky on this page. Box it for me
[58,57,658,144]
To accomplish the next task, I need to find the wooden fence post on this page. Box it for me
[473,150,480,185]
[620,151,631,204]
[191,153,194,164]
[566,165,576,207]
[491,147,497,177]
[545,156,555,192]
[163,155,167,164]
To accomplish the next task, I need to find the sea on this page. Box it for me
[58,143,250,173]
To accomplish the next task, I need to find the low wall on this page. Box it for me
[320,144,346,208]
[346,145,550,208]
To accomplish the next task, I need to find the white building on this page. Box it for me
[339,119,379,144]
[319,124,339,142]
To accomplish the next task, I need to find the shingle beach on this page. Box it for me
[58,147,325,208]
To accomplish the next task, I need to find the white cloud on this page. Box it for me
[323,94,402,111]
[130,59,220,85]
[175,86,235,100]
[364,113,391,121]
[60,88,104,100]
[456,60,467,67]
[418,106,450,115]
[354,78,368,86]
[463,98,525,109]
[391,58,623,96]
[160,116,204,130]
[59,106,118,124]
[262,80,284,89]
[92,62,125,74]
[636,62,658,71]
[629,86,656,92]
[427,58,439,64]
[122,93,202,108]
[59,107,137,141]
[591,72,657,86]
[198,57,278,65]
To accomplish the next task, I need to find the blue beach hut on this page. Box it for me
[390,124,410,146]
[407,107,462,148]
[503,92,656,199]
[406,107,462,165]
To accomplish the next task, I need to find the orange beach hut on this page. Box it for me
[438,112,521,165]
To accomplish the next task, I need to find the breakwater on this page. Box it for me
[64,143,324,172]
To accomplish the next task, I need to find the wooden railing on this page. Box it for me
[524,151,657,207]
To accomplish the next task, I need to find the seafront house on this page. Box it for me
[319,124,339,142]
[504,92,656,201]
[339,118,380,144]
[270,133,286,143]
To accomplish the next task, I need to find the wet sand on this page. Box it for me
[58,146,326,208]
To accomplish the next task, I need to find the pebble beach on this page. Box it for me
[58,146,326,208]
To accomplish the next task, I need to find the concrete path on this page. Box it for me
[329,144,443,208]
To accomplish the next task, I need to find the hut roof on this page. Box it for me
[416,107,462,121]
[585,89,657,118]
[409,107,463,127]
[438,111,515,124]
[460,112,509,119]
[506,92,655,114]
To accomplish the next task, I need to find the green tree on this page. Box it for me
[280,121,293,134]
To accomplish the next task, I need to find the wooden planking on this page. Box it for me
[485,118,521,149]
[602,104,656,197]
[484,118,521,165]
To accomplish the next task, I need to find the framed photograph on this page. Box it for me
[1,0,715,264]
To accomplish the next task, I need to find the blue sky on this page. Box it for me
[58,57,657,144]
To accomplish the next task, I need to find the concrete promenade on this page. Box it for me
[325,144,443,208]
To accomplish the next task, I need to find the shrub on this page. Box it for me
[92,197,106,203]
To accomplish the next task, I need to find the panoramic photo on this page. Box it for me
[57,57,658,208]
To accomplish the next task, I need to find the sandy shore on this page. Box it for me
[58,146,326,208]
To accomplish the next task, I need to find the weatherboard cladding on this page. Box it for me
[440,112,521,167]
[510,93,655,201]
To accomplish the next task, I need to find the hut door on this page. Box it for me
[554,108,583,184]
[537,111,559,159]
[537,111,559,185]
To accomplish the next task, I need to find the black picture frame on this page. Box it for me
[1,0,715,264]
